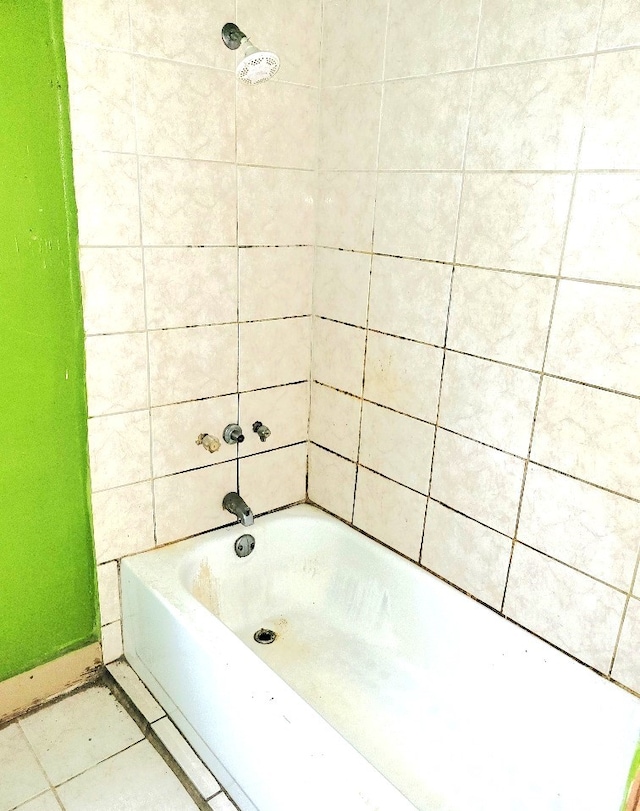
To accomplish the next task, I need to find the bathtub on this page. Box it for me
[122,504,640,811]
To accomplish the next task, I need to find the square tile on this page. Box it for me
[359,402,435,494]
[101,622,124,664]
[466,58,590,170]
[63,0,131,49]
[503,544,626,672]
[531,377,640,500]
[238,168,315,246]
[309,383,361,461]
[19,686,143,786]
[308,444,356,522]
[80,248,145,335]
[319,85,382,171]
[518,464,640,590]
[88,411,151,491]
[107,661,165,724]
[363,332,443,422]
[152,718,219,799]
[368,256,451,346]
[313,248,371,328]
[239,383,310,456]
[430,430,525,536]
[353,468,427,561]
[92,481,155,562]
[317,171,377,251]
[85,333,148,416]
[239,318,311,391]
[154,461,237,544]
[239,247,313,322]
[611,598,640,694]
[438,352,539,457]
[373,172,462,262]
[379,73,473,171]
[0,724,48,811]
[446,267,555,370]
[239,444,307,515]
[148,324,238,406]
[422,500,512,609]
[56,740,199,811]
[456,172,573,275]
[321,0,387,86]
[97,561,120,625]
[145,248,237,330]
[312,318,366,397]
[546,280,640,396]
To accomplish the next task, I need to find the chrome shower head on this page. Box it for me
[221,22,280,85]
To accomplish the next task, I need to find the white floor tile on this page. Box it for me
[19,685,143,785]
[152,718,220,799]
[208,793,236,811]
[56,740,200,811]
[14,791,63,811]
[0,724,49,811]
[107,662,165,723]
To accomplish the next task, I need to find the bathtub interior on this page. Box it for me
[125,506,640,811]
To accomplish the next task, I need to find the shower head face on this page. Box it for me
[236,50,280,85]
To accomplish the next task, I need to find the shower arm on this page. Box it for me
[222,22,248,50]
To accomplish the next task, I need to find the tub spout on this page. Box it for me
[222,492,254,526]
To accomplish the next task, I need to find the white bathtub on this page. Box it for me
[122,504,640,811]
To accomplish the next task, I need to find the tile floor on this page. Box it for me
[0,665,237,811]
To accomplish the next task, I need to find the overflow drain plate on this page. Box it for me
[254,628,277,645]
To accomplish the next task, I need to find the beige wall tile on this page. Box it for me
[92,482,155,562]
[364,332,443,422]
[611,598,640,693]
[431,430,525,536]
[239,443,307,515]
[373,172,462,262]
[151,395,238,478]
[385,0,481,78]
[66,45,135,153]
[134,59,235,162]
[439,352,539,457]
[239,247,313,322]
[154,461,237,544]
[504,543,626,672]
[312,318,366,396]
[101,621,123,664]
[477,0,600,65]
[80,248,145,335]
[581,50,640,170]
[74,152,140,247]
[447,267,555,370]
[359,402,435,494]
[97,562,121,625]
[85,334,149,416]
[237,0,322,86]
[546,280,640,396]
[238,168,315,246]
[319,85,382,171]
[368,256,451,346]
[309,383,361,460]
[149,324,237,406]
[144,247,237,329]
[130,0,235,69]
[380,74,473,171]
[239,318,310,390]
[531,377,640,500]
[237,82,317,170]
[308,444,356,521]
[239,383,310,456]
[456,173,573,275]
[519,464,640,591]
[422,501,512,609]
[313,248,371,327]
[88,412,151,491]
[64,0,131,48]
[140,158,236,246]
[562,174,640,286]
[466,58,590,170]
[317,171,377,251]
[353,467,427,561]
[599,0,640,49]
[321,0,387,86]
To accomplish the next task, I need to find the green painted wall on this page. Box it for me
[0,0,98,682]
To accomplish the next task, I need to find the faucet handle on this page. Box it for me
[196,433,221,453]
[252,421,271,442]
[223,423,245,444]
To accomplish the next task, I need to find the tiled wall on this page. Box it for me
[63,0,321,661]
[309,0,640,693]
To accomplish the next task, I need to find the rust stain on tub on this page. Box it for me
[192,559,220,617]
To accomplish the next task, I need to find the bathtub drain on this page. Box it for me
[254,628,277,644]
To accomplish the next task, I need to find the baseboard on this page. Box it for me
[0,642,102,724]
